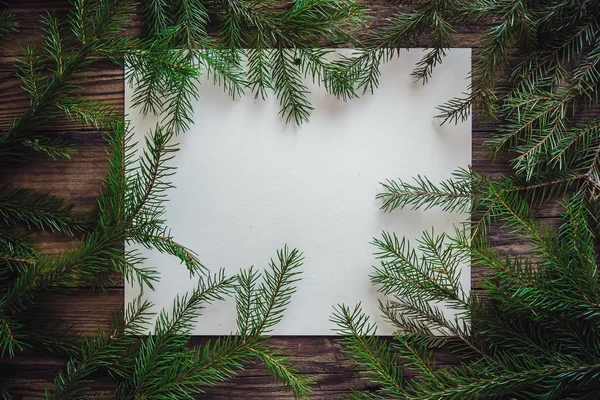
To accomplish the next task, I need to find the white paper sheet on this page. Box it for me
[125,49,472,335]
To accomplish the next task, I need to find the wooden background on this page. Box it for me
[0,1,560,398]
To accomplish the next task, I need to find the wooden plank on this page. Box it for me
[0,58,124,131]
[2,333,460,399]
[0,0,568,399]
[0,0,489,57]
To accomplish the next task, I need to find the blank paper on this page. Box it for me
[125,49,472,335]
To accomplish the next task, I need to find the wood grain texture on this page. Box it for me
[0,1,560,399]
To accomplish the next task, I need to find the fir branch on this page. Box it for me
[551,116,600,170]
[117,248,160,291]
[485,182,561,266]
[83,0,136,40]
[125,228,204,276]
[0,387,10,400]
[435,94,472,125]
[0,13,18,41]
[120,335,255,399]
[114,269,303,399]
[153,270,236,337]
[0,230,38,274]
[158,63,199,133]
[0,186,87,235]
[137,0,367,125]
[0,0,135,164]
[385,1,456,84]
[371,231,467,305]
[46,300,154,400]
[95,122,204,290]
[21,135,77,160]
[469,0,528,118]
[14,45,47,101]
[281,0,364,48]
[296,48,357,101]
[414,363,600,399]
[376,1,600,216]
[270,49,313,124]
[173,0,211,51]
[196,48,246,99]
[124,124,177,226]
[96,121,132,227]
[250,344,313,399]
[56,98,119,130]
[376,168,482,214]
[142,0,169,40]
[3,229,124,313]
[510,169,586,205]
[336,165,600,398]
[250,246,303,335]
[124,41,199,134]
[22,327,80,359]
[117,263,306,398]
[570,36,600,104]
[47,336,117,400]
[0,314,26,357]
[246,46,272,100]
[235,266,260,338]
[331,303,406,396]
[2,1,317,397]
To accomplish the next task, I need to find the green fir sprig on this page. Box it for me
[4,0,600,398]
[138,0,367,126]
[0,0,314,398]
[335,174,600,398]
[365,0,600,223]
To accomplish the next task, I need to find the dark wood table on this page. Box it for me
[0,1,560,398]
